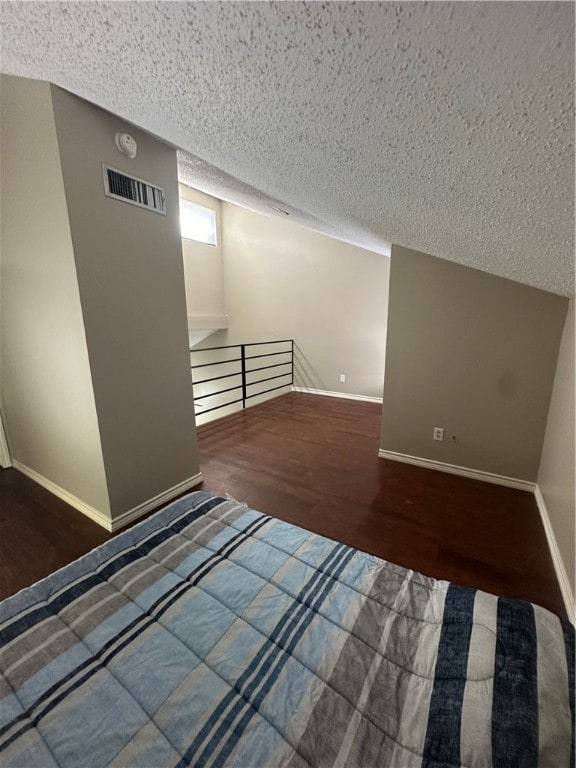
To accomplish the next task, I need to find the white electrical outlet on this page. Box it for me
[340,374,346,383]
[433,427,444,441]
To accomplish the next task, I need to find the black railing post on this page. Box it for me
[291,340,294,386]
[241,344,247,409]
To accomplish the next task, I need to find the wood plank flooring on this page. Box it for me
[0,467,110,599]
[0,392,566,617]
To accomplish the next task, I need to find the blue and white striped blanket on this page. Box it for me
[0,491,573,767]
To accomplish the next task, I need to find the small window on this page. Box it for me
[179,200,217,245]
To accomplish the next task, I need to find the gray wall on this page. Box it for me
[380,245,568,481]
[0,75,110,515]
[538,299,575,599]
[51,85,199,516]
[205,202,389,402]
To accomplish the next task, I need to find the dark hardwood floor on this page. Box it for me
[0,467,110,599]
[0,392,566,617]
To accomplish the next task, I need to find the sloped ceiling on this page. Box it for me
[1,1,574,296]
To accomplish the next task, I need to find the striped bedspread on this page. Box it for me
[0,491,573,767]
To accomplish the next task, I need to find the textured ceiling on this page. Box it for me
[1,1,574,296]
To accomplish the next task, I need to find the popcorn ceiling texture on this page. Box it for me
[1,1,573,296]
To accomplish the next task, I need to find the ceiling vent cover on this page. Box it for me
[103,165,166,215]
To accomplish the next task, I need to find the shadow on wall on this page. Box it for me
[293,343,323,391]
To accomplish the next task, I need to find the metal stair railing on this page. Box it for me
[190,339,294,420]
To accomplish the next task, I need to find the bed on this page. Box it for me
[0,490,573,767]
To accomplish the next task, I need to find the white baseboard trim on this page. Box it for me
[109,473,204,532]
[0,411,12,468]
[534,486,575,624]
[13,460,113,530]
[13,462,204,534]
[292,386,383,405]
[377,449,536,492]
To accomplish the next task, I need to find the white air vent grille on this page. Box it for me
[103,165,166,215]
